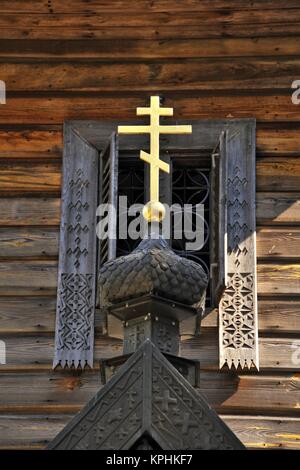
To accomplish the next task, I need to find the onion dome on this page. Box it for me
[99,232,208,309]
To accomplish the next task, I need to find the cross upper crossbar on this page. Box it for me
[118,96,192,219]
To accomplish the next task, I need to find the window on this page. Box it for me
[54,119,258,370]
[116,151,212,309]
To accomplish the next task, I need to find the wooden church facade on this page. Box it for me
[0,0,300,449]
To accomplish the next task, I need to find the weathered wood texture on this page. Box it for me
[0,414,299,450]
[0,126,299,157]
[0,331,298,371]
[1,194,299,227]
[2,227,300,260]
[1,98,300,125]
[1,260,299,296]
[1,297,299,336]
[0,0,300,450]
[0,228,59,259]
[3,156,300,192]
[2,63,300,92]
[0,370,299,416]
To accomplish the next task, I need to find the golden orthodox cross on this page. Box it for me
[118,96,192,221]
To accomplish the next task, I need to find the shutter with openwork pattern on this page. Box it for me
[218,123,259,370]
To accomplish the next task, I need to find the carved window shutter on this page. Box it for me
[218,123,259,370]
[54,126,118,369]
[210,130,228,304]
[97,132,118,308]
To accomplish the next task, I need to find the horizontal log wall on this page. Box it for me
[0,0,299,450]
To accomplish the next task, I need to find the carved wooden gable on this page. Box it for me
[48,341,244,450]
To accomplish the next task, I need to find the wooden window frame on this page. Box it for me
[54,118,258,370]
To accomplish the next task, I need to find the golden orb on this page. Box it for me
[142,201,166,222]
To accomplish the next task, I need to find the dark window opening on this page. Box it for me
[130,433,163,450]
[116,150,211,309]
[116,154,144,257]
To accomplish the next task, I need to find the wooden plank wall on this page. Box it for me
[0,0,300,450]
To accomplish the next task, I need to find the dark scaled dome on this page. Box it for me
[99,233,208,309]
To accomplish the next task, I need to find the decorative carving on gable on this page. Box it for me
[152,355,237,450]
[49,350,144,449]
[48,341,244,450]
